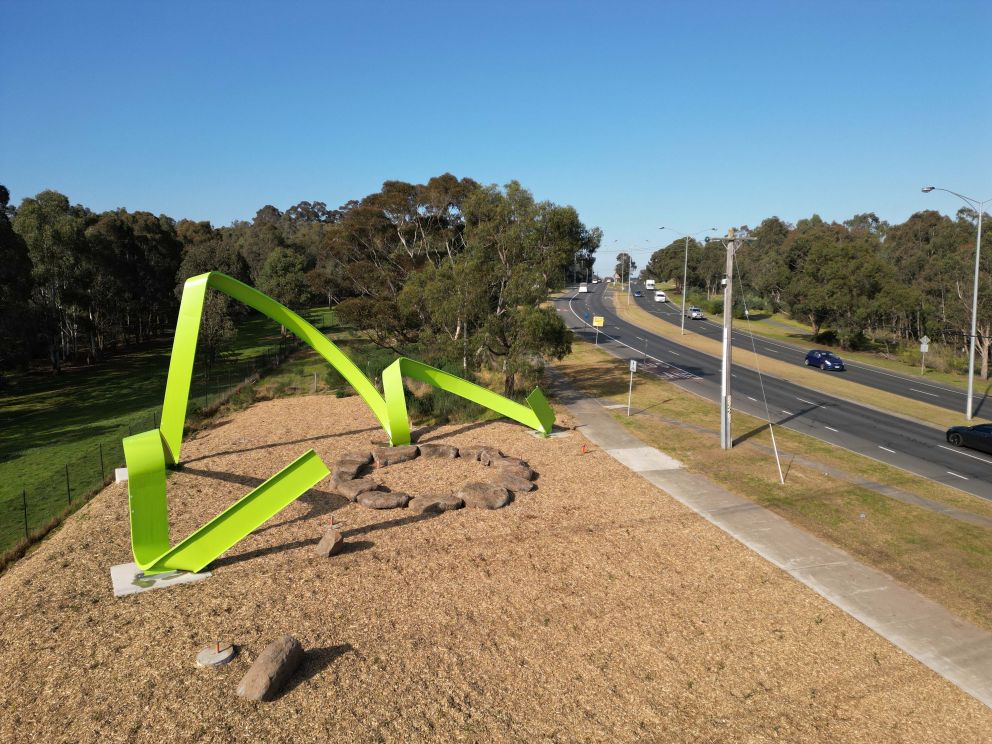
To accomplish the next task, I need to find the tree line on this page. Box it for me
[0,176,601,396]
[642,210,989,375]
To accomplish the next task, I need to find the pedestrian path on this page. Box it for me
[555,380,992,709]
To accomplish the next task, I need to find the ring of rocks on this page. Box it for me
[331,443,537,514]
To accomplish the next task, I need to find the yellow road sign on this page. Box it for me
[592,316,604,328]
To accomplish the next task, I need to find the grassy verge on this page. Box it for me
[0,308,330,556]
[555,340,992,631]
[608,288,988,428]
[657,282,980,392]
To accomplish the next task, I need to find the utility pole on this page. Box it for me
[707,228,755,449]
[720,232,735,449]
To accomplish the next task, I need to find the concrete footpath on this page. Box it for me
[557,385,992,709]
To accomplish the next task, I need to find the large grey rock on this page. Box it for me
[339,450,372,466]
[333,475,381,502]
[236,635,304,702]
[476,447,505,466]
[493,471,536,493]
[372,445,419,468]
[457,482,511,510]
[490,456,529,470]
[417,443,459,459]
[314,528,344,557]
[493,464,535,481]
[410,494,464,514]
[458,445,503,464]
[333,458,368,480]
[357,491,411,510]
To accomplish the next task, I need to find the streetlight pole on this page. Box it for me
[660,227,717,334]
[923,186,990,420]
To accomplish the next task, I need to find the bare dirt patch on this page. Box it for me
[0,394,989,742]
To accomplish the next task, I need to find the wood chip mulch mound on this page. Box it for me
[1,394,990,742]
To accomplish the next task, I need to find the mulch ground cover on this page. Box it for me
[1,395,989,742]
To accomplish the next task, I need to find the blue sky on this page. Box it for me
[1,0,988,275]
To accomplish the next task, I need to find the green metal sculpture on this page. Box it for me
[124,272,555,575]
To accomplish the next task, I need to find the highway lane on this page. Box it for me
[620,287,987,418]
[557,286,992,501]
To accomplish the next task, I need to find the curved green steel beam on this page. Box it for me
[381,357,554,446]
[123,271,555,576]
[160,272,390,463]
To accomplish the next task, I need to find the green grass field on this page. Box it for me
[0,308,333,554]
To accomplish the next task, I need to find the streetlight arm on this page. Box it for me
[925,187,991,212]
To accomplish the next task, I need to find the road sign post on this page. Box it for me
[628,359,637,416]
[593,315,604,346]
[920,335,930,374]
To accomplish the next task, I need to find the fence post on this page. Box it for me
[22,490,28,538]
[99,443,106,483]
[65,464,71,504]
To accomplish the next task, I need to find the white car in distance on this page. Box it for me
[654,291,667,302]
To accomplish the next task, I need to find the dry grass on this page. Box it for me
[0,395,990,742]
[607,289,991,429]
[557,341,992,632]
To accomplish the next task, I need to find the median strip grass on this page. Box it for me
[555,340,992,632]
[606,288,989,429]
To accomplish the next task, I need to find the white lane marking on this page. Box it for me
[878,446,896,454]
[764,348,778,354]
[909,388,939,397]
[824,426,839,432]
[566,295,698,379]
[781,410,792,415]
[796,397,815,405]
[947,471,969,480]
[747,396,757,402]
[670,351,680,356]
[937,444,992,465]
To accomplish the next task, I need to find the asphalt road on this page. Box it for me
[557,285,992,500]
[625,288,990,417]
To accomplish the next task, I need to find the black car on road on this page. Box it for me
[946,424,992,454]
[804,349,845,371]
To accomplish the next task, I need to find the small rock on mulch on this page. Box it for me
[358,491,411,510]
[417,443,459,459]
[314,528,344,557]
[493,472,536,493]
[456,482,511,510]
[236,635,304,702]
[410,494,465,514]
[372,445,419,468]
[333,476,381,502]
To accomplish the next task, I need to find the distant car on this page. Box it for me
[946,424,992,454]
[633,290,643,298]
[592,279,599,284]
[804,349,845,371]
[579,283,589,293]
[654,291,667,303]
[686,306,704,319]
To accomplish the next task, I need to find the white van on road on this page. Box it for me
[579,283,589,293]
[644,279,656,290]
[654,291,667,302]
